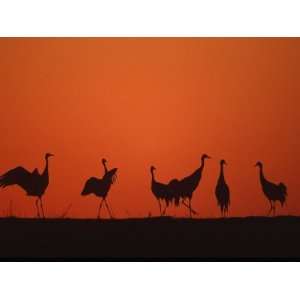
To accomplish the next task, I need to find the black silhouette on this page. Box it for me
[81,158,117,219]
[150,154,211,217]
[0,153,54,218]
[150,166,198,216]
[215,160,230,217]
[102,158,108,174]
[150,166,168,215]
[175,154,211,217]
[255,161,287,216]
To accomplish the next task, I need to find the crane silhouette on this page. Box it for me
[150,154,210,217]
[81,158,117,219]
[0,153,54,218]
[255,161,287,216]
[150,166,169,216]
[177,154,211,217]
[215,159,230,217]
[150,166,198,216]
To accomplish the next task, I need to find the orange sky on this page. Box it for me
[0,38,299,218]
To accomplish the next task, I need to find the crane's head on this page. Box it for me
[255,161,263,168]
[201,154,211,161]
[45,153,54,159]
[150,166,156,173]
[220,159,227,165]
[102,158,107,165]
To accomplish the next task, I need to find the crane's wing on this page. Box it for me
[81,177,101,195]
[102,168,117,183]
[178,168,201,194]
[0,166,33,191]
[167,179,181,205]
[32,168,40,176]
[152,180,169,199]
[222,183,230,204]
[106,168,117,176]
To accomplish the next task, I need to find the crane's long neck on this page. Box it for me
[151,169,155,182]
[192,157,206,181]
[43,157,49,180]
[200,158,206,173]
[219,164,225,181]
[259,165,265,183]
[103,162,108,174]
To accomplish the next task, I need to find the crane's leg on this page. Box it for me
[40,197,45,219]
[183,198,194,218]
[104,200,114,219]
[184,200,189,216]
[97,200,104,219]
[268,203,273,216]
[158,200,162,216]
[35,198,40,218]
[188,198,192,218]
[162,202,167,216]
[182,200,198,215]
[189,201,198,218]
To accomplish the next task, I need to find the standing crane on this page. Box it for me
[0,153,54,218]
[81,158,117,219]
[178,154,211,218]
[215,159,230,217]
[255,161,287,216]
[150,154,211,218]
[150,166,169,216]
[150,166,198,216]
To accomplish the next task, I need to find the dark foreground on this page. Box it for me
[0,216,300,260]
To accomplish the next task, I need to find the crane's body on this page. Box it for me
[215,160,230,217]
[81,159,117,219]
[0,153,54,218]
[81,168,117,198]
[150,154,211,217]
[255,161,287,215]
[150,166,169,215]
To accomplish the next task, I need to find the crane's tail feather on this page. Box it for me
[279,182,288,198]
[0,176,8,188]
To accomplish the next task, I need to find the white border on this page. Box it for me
[0,0,300,36]
[0,262,298,300]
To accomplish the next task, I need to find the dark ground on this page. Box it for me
[0,216,300,260]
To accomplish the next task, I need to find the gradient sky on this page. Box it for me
[0,38,299,218]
